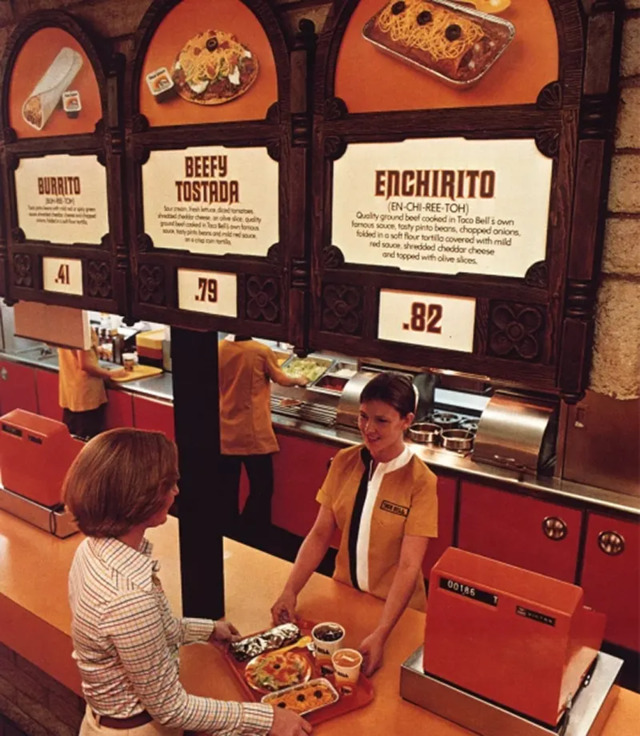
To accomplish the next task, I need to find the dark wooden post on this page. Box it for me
[171,327,224,618]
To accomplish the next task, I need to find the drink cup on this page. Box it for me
[331,648,363,693]
[311,622,345,672]
[122,353,136,371]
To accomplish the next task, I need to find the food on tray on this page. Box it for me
[172,30,259,105]
[62,90,81,118]
[282,358,329,383]
[245,650,312,692]
[362,0,514,85]
[261,678,339,714]
[23,47,83,130]
[146,67,177,102]
[230,623,301,662]
[279,398,303,408]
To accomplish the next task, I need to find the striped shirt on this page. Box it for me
[68,536,274,734]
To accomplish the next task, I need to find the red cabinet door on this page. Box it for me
[580,512,639,651]
[105,388,134,429]
[35,368,63,421]
[133,395,175,440]
[272,432,340,538]
[0,360,38,416]
[458,482,582,583]
[422,475,457,580]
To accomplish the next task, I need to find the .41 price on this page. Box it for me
[402,302,442,334]
[55,264,70,285]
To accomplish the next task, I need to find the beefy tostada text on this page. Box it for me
[363,0,514,85]
[172,30,259,105]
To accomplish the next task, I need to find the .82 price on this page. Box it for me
[403,302,442,334]
[194,277,217,303]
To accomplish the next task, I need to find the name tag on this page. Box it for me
[380,500,409,517]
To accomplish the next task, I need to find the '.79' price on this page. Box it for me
[402,302,442,334]
[194,277,217,303]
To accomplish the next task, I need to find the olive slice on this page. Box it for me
[445,24,462,41]
[296,694,306,702]
[391,1,406,14]
[417,10,432,25]
[206,36,218,51]
[277,702,287,708]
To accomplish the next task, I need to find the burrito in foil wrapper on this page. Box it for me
[230,623,301,662]
[22,47,83,131]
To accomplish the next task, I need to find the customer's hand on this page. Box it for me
[270,707,312,735]
[271,590,297,625]
[209,620,241,645]
[358,628,386,677]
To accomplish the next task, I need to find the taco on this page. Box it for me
[172,30,259,105]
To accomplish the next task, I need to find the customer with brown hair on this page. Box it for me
[64,428,311,736]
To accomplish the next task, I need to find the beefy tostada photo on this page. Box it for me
[172,30,259,105]
[363,0,515,85]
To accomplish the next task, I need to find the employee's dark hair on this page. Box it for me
[360,372,416,418]
[63,428,178,537]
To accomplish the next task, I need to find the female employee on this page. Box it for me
[271,372,438,677]
[64,428,311,736]
[58,327,125,439]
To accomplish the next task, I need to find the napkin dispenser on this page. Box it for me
[423,548,606,727]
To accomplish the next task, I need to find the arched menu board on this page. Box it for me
[126,0,310,345]
[310,0,621,401]
[0,12,129,317]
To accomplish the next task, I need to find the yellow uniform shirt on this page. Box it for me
[218,339,280,456]
[316,444,438,611]
[58,334,107,412]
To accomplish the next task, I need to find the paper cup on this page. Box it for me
[331,648,363,693]
[122,353,136,371]
[311,622,345,669]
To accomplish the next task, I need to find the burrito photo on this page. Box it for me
[22,47,83,131]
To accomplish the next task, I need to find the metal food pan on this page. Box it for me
[362,0,516,89]
[281,355,335,385]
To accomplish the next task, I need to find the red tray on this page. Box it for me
[224,620,374,725]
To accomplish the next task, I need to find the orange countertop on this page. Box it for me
[1,509,638,734]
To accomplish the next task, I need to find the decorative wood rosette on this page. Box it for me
[125,0,312,344]
[308,0,622,400]
[0,11,129,316]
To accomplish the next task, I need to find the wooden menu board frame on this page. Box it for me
[125,0,314,348]
[309,0,622,401]
[0,11,130,318]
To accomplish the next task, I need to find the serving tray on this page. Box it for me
[224,620,374,725]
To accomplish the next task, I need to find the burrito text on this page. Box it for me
[38,177,81,196]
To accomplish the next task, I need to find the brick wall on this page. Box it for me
[0,643,83,736]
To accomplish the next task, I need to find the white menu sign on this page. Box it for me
[15,155,109,244]
[378,289,476,352]
[333,138,552,278]
[43,257,83,296]
[143,146,278,257]
[177,268,237,318]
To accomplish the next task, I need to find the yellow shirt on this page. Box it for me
[218,339,280,455]
[316,444,438,611]
[58,333,107,412]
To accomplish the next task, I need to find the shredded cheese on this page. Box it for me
[175,30,249,89]
[376,0,484,62]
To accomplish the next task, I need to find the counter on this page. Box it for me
[0,509,639,735]
[2,348,637,517]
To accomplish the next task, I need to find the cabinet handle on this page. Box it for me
[542,516,568,541]
[598,531,625,556]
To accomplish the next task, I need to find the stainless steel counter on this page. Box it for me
[2,349,638,517]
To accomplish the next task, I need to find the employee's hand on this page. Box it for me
[270,707,312,736]
[295,377,309,387]
[358,629,386,677]
[208,620,241,645]
[108,368,127,379]
[271,590,297,625]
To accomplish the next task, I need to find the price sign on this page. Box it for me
[43,257,83,295]
[177,268,237,317]
[378,289,475,352]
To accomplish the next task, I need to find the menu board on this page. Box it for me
[335,0,558,112]
[332,138,552,278]
[142,146,278,256]
[7,27,101,138]
[15,154,109,244]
